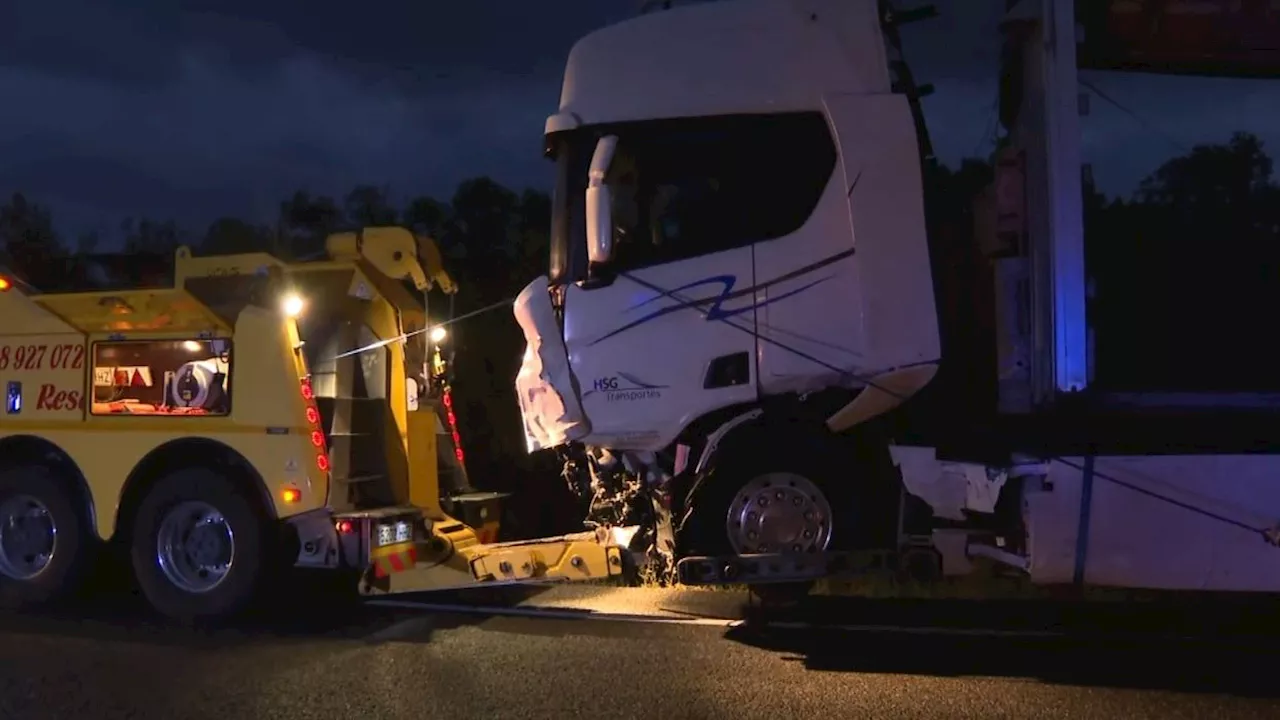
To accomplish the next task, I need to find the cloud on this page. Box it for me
[0,0,638,237]
[5,0,1271,240]
[1,1,636,88]
[898,1,1009,81]
[1080,72,1280,196]
[0,6,635,237]
[0,51,565,234]
[0,0,1005,239]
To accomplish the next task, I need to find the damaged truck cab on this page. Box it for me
[514,0,939,586]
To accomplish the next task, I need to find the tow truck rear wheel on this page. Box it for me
[130,468,268,621]
[0,465,88,609]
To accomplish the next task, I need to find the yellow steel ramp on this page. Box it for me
[358,525,631,596]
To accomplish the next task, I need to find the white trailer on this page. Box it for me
[512,0,1280,598]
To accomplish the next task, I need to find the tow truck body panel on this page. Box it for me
[0,227,625,613]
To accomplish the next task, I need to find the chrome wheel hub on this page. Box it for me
[726,472,832,555]
[156,501,235,594]
[0,495,57,580]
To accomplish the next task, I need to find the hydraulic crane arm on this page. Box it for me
[325,226,458,295]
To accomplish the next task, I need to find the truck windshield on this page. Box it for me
[546,112,837,284]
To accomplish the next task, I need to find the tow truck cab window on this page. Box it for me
[90,339,233,416]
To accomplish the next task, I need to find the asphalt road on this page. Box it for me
[1,588,1278,720]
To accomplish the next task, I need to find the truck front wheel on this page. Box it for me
[0,465,88,609]
[130,468,268,620]
[678,424,860,602]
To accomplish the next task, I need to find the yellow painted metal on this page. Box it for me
[369,541,416,560]
[325,227,457,296]
[31,288,229,335]
[407,410,445,518]
[0,297,328,537]
[0,227,455,540]
[467,533,624,583]
[0,226,633,597]
[361,528,626,595]
[172,246,285,286]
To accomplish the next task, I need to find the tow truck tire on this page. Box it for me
[130,468,268,621]
[0,465,89,610]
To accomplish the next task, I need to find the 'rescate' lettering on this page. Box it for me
[35,384,85,412]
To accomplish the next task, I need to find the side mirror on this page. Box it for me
[586,135,618,266]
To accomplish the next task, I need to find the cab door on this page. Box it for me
[562,119,775,452]
[563,243,758,452]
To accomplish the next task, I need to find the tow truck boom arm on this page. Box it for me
[324,226,458,295]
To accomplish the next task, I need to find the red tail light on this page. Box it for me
[299,376,328,474]
[442,386,466,470]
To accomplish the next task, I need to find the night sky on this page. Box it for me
[1,0,1275,243]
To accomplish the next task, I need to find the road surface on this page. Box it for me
[0,585,1276,719]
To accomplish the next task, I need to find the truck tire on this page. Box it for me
[678,423,859,602]
[0,465,89,610]
[130,467,269,621]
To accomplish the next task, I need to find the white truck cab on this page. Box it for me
[516,0,938,456]
[516,0,1280,601]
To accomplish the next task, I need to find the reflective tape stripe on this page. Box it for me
[373,546,418,577]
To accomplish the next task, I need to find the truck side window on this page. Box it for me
[605,111,837,273]
[90,339,232,416]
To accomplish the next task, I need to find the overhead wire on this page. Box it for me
[1078,76,1191,155]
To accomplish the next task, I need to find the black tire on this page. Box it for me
[677,421,869,602]
[0,465,89,610]
[678,423,858,557]
[130,468,269,621]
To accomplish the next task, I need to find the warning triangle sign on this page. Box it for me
[131,369,146,387]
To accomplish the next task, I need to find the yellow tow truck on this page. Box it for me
[0,228,625,619]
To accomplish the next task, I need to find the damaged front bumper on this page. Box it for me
[513,277,591,452]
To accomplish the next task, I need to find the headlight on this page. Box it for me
[282,294,304,318]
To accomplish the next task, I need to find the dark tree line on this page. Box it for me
[1083,132,1280,392]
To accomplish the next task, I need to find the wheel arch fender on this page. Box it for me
[690,405,837,477]
[693,409,765,476]
[0,434,97,538]
[113,437,276,543]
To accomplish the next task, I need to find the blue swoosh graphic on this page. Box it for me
[588,274,832,346]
